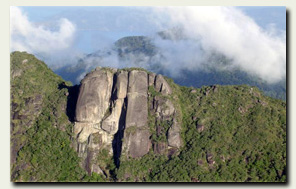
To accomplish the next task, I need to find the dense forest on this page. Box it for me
[11,52,286,182]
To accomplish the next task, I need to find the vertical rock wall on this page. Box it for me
[73,68,182,174]
[122,70,152,158]
[125,70,148,128]
[151,75,182,155]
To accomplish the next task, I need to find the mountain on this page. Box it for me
[11,52,286,182]
[11,52,86,181]
[54,34,286,101]
[115,36,157,57]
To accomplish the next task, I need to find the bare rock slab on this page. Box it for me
[124,128,151,158]
[75,69,113,123]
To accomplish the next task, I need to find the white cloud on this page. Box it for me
[10,6,286,84]
[76,7,286,83]
[151,7,286,83]
[10,7,76,56]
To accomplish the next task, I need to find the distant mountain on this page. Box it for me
[54,33,286,101]
[115,36,157,57]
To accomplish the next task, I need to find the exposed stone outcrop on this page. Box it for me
[148,73,156,86]
[153,142,167,155]
[101,99,124,134]
[122,70,151,158]
[73,68,182,174]
[167,119,182,148]
[75,68,114,124]
[125,70,148,128]
[196,124,205,133]
[101,71,127,136]
[154,75,172,95]
[11,69,22,79]
[73,68,116,174]
[150,74,182,156]
[124,129,151,158]
[113,71,128,99]
[154,96,175,119]
[74,122,99,143]
[91,164,104,175]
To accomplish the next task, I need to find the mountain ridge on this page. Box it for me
[54,34,286,101]
[11,52,286,182]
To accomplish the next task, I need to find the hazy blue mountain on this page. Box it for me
[54,33,286,100]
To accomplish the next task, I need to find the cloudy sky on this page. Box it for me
[10,6,286,84]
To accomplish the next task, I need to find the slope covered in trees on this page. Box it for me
[10,52,286,182]
[11,52,99,181]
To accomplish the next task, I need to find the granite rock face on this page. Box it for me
[73,68,182,174]
[154,96,175,119]
[124,129,151,158]
[151,73,182,156]
[167,120,182,148]
[113,71,128,99]
[101,99,124,134]
[122,70,152,158]
[148,73,156,86]
[125,70,148,129]
[75,68,114,124]
[155,75,172,95]
[102,71,127,135]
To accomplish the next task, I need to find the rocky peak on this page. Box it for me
[73,68,182,174]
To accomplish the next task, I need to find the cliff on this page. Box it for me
[73,67,182,175]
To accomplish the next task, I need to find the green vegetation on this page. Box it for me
[96,149,116,179]
[120,67,151,73]
[11,52,88,181]
[117,84,286,182]
[15,114,85,182]
[117,151,169,182]
[148,85,161,98]
[155,85,285,182]
[11,52,286,182]
[115,36,157,57]
[151,120,172,143]
[125,126,137,135]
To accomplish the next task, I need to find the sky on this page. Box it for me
[10,6,286,84]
